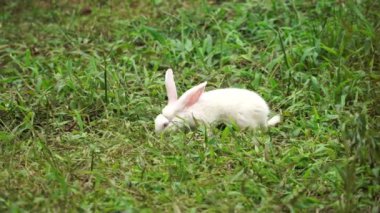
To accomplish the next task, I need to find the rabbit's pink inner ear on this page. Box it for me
[165,69,177,104]
[182,82,207,108]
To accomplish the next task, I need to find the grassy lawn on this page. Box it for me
[0,0,379,211]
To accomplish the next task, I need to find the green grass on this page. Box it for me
[0,0,379,212]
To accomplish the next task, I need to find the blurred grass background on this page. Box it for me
[0,0,379,211]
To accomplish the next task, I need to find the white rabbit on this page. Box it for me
[154,69,281,133]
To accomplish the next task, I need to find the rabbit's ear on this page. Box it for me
[177,82,207,109]
[165,69,177,104]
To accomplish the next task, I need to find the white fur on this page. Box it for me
[155,69,281,133]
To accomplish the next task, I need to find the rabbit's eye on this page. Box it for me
[163,122,169,128]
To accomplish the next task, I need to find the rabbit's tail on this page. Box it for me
[267,115,281,126]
